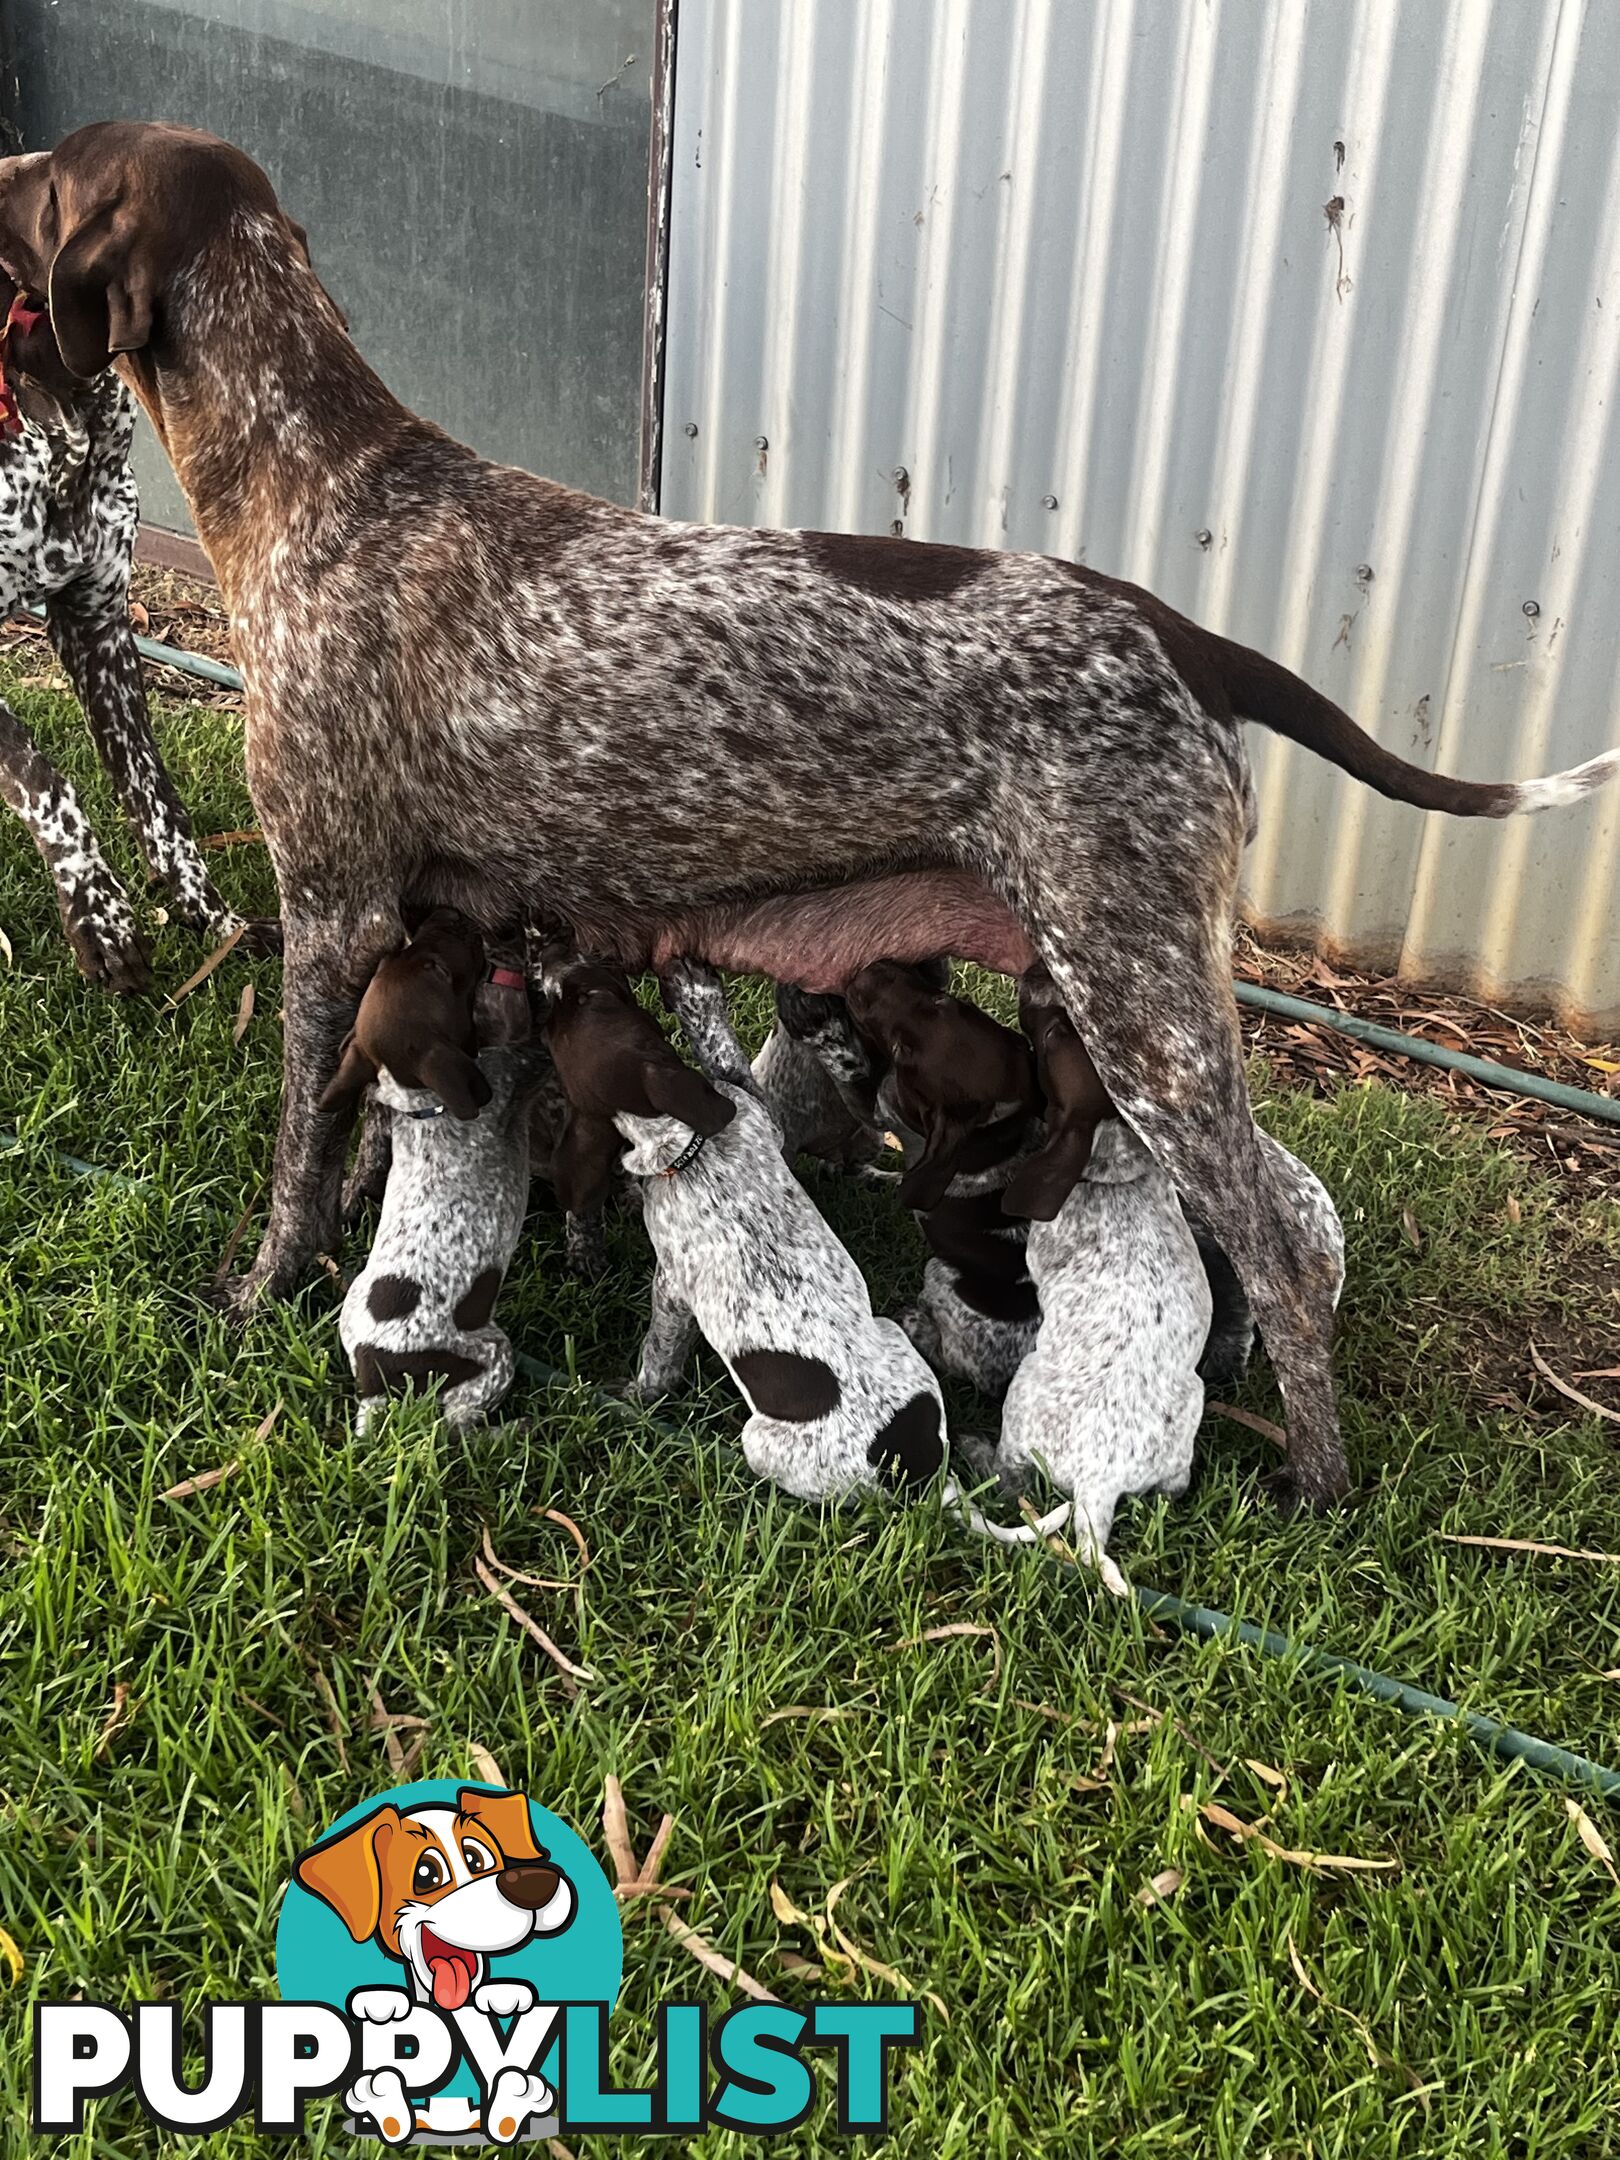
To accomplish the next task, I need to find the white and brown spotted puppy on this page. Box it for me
[548,955,947,1502]
[294,1786,574,2146]
[323,913,534,1432]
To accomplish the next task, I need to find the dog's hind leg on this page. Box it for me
[1009,829,1349,1505]
[442,1330,516,1430]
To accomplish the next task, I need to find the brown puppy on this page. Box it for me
[844,960,1037,1212]
[1002,966,1115,1220]
[319,909,491,1122]
[541,950,735,1217]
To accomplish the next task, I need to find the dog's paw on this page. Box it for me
[59,883,152,995]
[346,2069,414,2145]
[1263,1459,1351,1514]
[473,1977,536,2018]
[234,915,283,956]
[349,1986,413,2024]
[484,2067,554,2144]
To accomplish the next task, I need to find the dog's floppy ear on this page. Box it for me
[1001,1121,1100,1222]
[317,1032,378,1113]
[293,1805,402,1942]
[456,1786,543,1862]
[895,1103,978,1213]
[642,1053,736,1137]
[417,1041,492,1122]
[550,1109,622,1218]
[48,204,158,380]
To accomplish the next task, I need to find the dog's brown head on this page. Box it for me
[1001,967,1115,1221]
[844,959,1037,1212]
[319,908,491,1121]
[541,948,735,1215]
[0,121,310,383]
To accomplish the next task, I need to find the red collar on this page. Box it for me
[487,964,527,992]
[0,290,46,440]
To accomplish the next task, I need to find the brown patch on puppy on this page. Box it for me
[801,530,989,604]
[319,908,491,1120]
[845,960,1037,1212]
[1002,966,1115,1221]
[732,1348,843,1422]
[367,1273,422,1323]
[453,1266,504,1333]
[353,1343,484,1396]
[542,950,735,1216]
[866,1390,944,1488]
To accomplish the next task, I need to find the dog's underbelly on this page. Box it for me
[646,870,1037,992]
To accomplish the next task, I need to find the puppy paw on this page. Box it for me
[473,1977,537,2018]
[60,884,152,994]
[346,2069,414,2145]
[349,1986,413,2025]
[484,2067,555,2144]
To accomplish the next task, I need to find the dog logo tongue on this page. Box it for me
[422,1929,475,2010]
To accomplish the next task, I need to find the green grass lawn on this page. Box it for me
[1,655,1618,2157]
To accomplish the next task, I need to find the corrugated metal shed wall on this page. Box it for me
[659,0,1620,1031]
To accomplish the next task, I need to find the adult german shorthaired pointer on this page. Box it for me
[7,123,1615,1507]
[0,270,255,987]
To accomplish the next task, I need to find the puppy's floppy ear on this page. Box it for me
[293,1805,402,1943]
[1001,1121,1100,1222]
[456,1786,544,1862]
[417,1041,492,1122]
[643,1053,736,1137]
[48,204,157,380]
[896,1102,978,1213]
[550,1110,622,1218]
[317,1032,377,1113]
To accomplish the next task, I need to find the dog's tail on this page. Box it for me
[1212,631,1620,817]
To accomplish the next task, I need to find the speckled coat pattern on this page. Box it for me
[0,367,238,986]
[626,1083,947,1504]
[1186,1135,1346,1385]
[751,1021,875,1168]
[17,128,1618,1507]
[988,1118,1213,1584]
[339,1046,533,1432]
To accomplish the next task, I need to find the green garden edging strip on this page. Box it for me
[513,1353,1620,1802]
[0,1130,141,1187]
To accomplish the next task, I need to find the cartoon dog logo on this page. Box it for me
[293,1786,575,2144]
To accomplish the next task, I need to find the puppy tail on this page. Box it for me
[1214,631,1620,817]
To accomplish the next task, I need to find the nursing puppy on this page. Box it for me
[544,953,946,1502]
[824,961,1045,1396]
[752,982,887,1168]
[321,912,533,1432]
[959,1006,1208,1587]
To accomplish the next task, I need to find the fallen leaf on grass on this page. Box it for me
[1136,1869,1183,1907]
[129,600,150,632]
[1565,1798,1620,1887]
[1069,1774,1109,1797]
[369,1688,429,1781]
[160,1404,279,1501]
[661,1907,777,2002]
[1191,1797,1397,1874]
[1245,1758,1289,1795]
[1530,1342,1620,1427]
[1208,1400,1288,1450]
[826,1880,948,2021]
[164,921,245,1008]
[0,1925,22,1987]
[1574,1366,1620,1381]
[1441,1533,1620,1565]
[888,1622,1003,1692]
[1287,1933,1424,2097]
[473,1555,595,1693]
[199,828,264,851]
[1506,1194,1522,1226]
[1401,1207,1423,1250]
[1096,1718,1158,1780]
[94,1683,134,1763]
[232,981,255,1043]
[468,1743,504,1786]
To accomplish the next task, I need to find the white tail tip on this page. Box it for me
[1512,747,1620,813]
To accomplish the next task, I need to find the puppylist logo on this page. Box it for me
[32,1779,921,2144]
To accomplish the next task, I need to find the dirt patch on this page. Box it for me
[4,560,240,709]
[1235,928,1620,1210]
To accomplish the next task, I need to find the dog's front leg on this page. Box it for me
[46,590,278,952]
[630,1267,697,1400]
[0,689,150,990]
[223,909,401,1313]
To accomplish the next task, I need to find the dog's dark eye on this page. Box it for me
[462,1838,496,1876]
[412,1851,448,1895]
